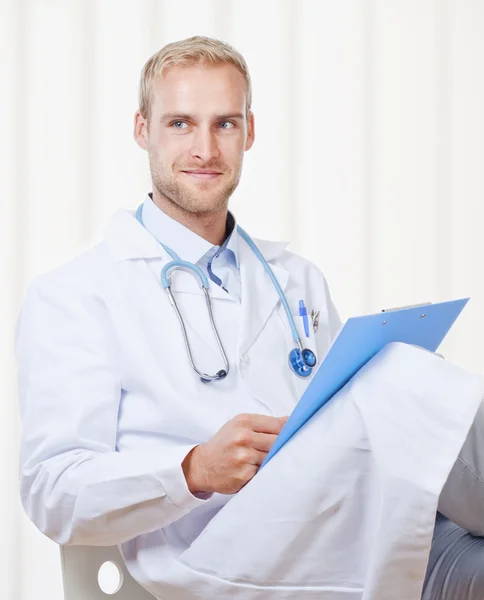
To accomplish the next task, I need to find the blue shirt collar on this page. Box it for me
[142,194,239,268]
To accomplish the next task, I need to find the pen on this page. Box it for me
[299,300,310,338]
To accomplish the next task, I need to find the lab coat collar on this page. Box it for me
[142,195,223,265]
[104,207,289,265]
[104,208,165,262]
[142,194,241,271]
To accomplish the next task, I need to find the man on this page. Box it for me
[16,36,484,599]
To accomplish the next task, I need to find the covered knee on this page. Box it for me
[424,525,484,600]
[452,537,484,597]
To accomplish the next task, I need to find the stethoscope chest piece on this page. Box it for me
[289,347,317,378]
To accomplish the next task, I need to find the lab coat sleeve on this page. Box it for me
[438,398,484,536]
[16,276,209,547]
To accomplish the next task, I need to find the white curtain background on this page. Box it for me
[1,0,483,598]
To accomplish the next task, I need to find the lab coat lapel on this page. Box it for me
[237,235,289,357]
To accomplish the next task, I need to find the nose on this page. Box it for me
[190,126,220,162]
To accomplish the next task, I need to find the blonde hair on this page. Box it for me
[139,35,252,122]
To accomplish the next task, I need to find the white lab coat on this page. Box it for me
[16,207,484,600]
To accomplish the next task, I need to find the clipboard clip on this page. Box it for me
[381,302,432,313]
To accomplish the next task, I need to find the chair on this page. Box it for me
[60,544,156,599]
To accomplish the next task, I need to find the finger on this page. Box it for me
[237,413,288,435]
[250,431,279,453]
[246,448,267,467]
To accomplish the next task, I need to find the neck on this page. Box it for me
[151,190,228,246]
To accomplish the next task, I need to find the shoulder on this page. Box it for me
[23,241,115,314]
[252,235,330,288]
[27,241,114,294]
[277,248,325,277]
[15,242,119,354]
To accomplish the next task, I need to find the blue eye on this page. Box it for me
[220,121,235,129]
[172,121,187,129]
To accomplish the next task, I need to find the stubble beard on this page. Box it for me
[150,159,242,216]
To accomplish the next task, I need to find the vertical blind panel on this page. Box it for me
[23,0,93,279]
[292,0,367,319]
[432,0,455,361]
[93,0,154,230]
[371,0,442,313]
[447,0,484,371]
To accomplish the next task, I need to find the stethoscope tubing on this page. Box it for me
[166,286,229,382]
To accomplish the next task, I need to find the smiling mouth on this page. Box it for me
[181,170,223,180]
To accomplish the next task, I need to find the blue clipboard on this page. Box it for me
[262,298,469,466]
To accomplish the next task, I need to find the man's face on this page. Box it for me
[135,63,255,215]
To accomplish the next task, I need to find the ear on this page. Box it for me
[133,111,149,151]
[245,112,255,151]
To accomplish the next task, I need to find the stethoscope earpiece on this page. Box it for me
[200,369,227,384]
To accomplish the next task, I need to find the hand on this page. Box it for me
[182,413,288,495]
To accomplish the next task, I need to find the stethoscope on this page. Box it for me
[135,204,317,383]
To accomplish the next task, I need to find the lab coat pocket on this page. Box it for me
[292,314,319,397]
[292,314,319,354]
